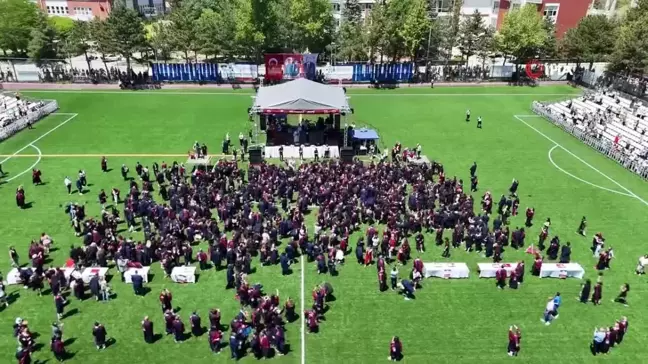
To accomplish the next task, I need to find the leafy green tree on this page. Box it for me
[399,0,429,60]
[441,0,462,62]
[288,0,334,52]
[66,21,94,70]
[495,4,546,66]
[475,25,495,68]
[539,17,557,58]
[366,0,388,62]
[49,16,74,40]
[196,8,236,60]
[233,0,266,61]
[336,0,366,62]
[0,0,39,56]
[28,13,57,68]
[609,12,648,74]
[560,15,616,69]
[458,9,486,63]
[105,5,146,73]
[382,0,409,60]
[146,20,174,62]
[169,5,199,62]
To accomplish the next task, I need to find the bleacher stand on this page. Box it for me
[534,89,648,180]
[0,92,52,141]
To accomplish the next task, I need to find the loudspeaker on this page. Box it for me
[249,147,263,164]
[260,116,267,131]
[334,114,341,130]
[340,147,354,163]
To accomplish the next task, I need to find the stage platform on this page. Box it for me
[186,156,212,166]
[265,145,340,159]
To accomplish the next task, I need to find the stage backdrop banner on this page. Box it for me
[264,54,284,81]
[282,54,304,80]
[303,53,318,80]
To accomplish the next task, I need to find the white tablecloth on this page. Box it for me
[171,266,196,283]
[478,263,519,278]
[81,267,109,283]
[64,268,81,281]
[124,267,150,284]
[423,262,470,279]
[540,263,585,279]
[6,268,21,285]
[264,145,340,159]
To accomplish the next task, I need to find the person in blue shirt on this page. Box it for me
[229,333,239,359]
[399,279,416,300]
[591,327,606,355]
[280,253,290,275]
[552,292,562,318]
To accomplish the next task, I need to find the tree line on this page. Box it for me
[0,0,647,75]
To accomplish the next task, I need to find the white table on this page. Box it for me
[264,145,340,159]
[81,267,109,283]
[124,267,150,284]
[6,268,22,285]
[540,263,585,279]
[63,267,81,281]
[171,266,197,283]
[478,263,519,278]
[423,262,470,279]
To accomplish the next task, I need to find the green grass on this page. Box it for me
[1,85,647,364]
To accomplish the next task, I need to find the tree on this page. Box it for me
[475,25,495,68]
[288,0,334,53]
[169,5,199,62]
[399,0,429,60]
[0,0,39,56]
[382,0,410,60]
[105,5,146,73]
[66,21,94,70]
[609,13,648,74]
[89,18,114,75]
[495,4,546,67]
[336,0,366,62]
[28,13,57,68]
[458,9,486,64]
[539,17,557,59]
[146,21,174,62]
[195,8,236,60]
[441,0,462,62]
[49,16,74,40]
[560,15,616,69]
[366,0,388,62]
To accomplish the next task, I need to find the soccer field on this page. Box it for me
[1,85,647,364]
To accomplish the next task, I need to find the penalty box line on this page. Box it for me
[513,114,648,207]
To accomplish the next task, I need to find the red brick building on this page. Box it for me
[37,0,112,20]
[495,0,592,38]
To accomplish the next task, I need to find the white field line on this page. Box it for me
[0,113,78,164]
[514,115,648,207]
[0,154,224,158]
[547,146,633,197]
[5,145,42,182]
[18,90,580,97]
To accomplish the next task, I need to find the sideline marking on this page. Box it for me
[5,144,42,182]
[547,145,633,197]
[18,90,580,97]
[300,257,306,364]
[514,115,648,207]
[0,113,79,164]
[0,153,225,158]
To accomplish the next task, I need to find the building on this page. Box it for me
[37,0,167,20]
[38,0,112,20]
[331,0,593,38]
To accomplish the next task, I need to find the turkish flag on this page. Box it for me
[264,54,284,81]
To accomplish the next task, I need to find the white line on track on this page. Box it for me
[300,257,306,364]
[5,144,42,182]
[514,114,648,207]
[18,90,580,97]
[547,145,633,197]
[0,113,79,164]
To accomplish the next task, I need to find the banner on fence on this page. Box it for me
[264,54,306,81]
[218,63,258,81]
[351,63,414,82]
[151,63,220,82]
[303,53,318,80]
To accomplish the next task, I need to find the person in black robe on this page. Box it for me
[173,317,185,343]
[579,279,591,303]
[92,322,107,350]
[547,236,560,260]
[355,239,364,265]
[190,311,202,337]
[591,282,602,305]
[577,216,587,236]
[614,283,629,306]
[142,316,154,343]
[559,242,571,263]
[164,310,175,335]
[73,278,85,300]
[89,276,100,301]
[51,336,66,362]
[509,179,519,197]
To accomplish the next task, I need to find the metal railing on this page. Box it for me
[0,100,59,141]
[532,101,648,181]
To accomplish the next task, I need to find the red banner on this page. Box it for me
[260,109,340,114]
[264,53,305,81]
[264,54,284,81]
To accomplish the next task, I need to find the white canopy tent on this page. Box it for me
[251,78,351,114]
